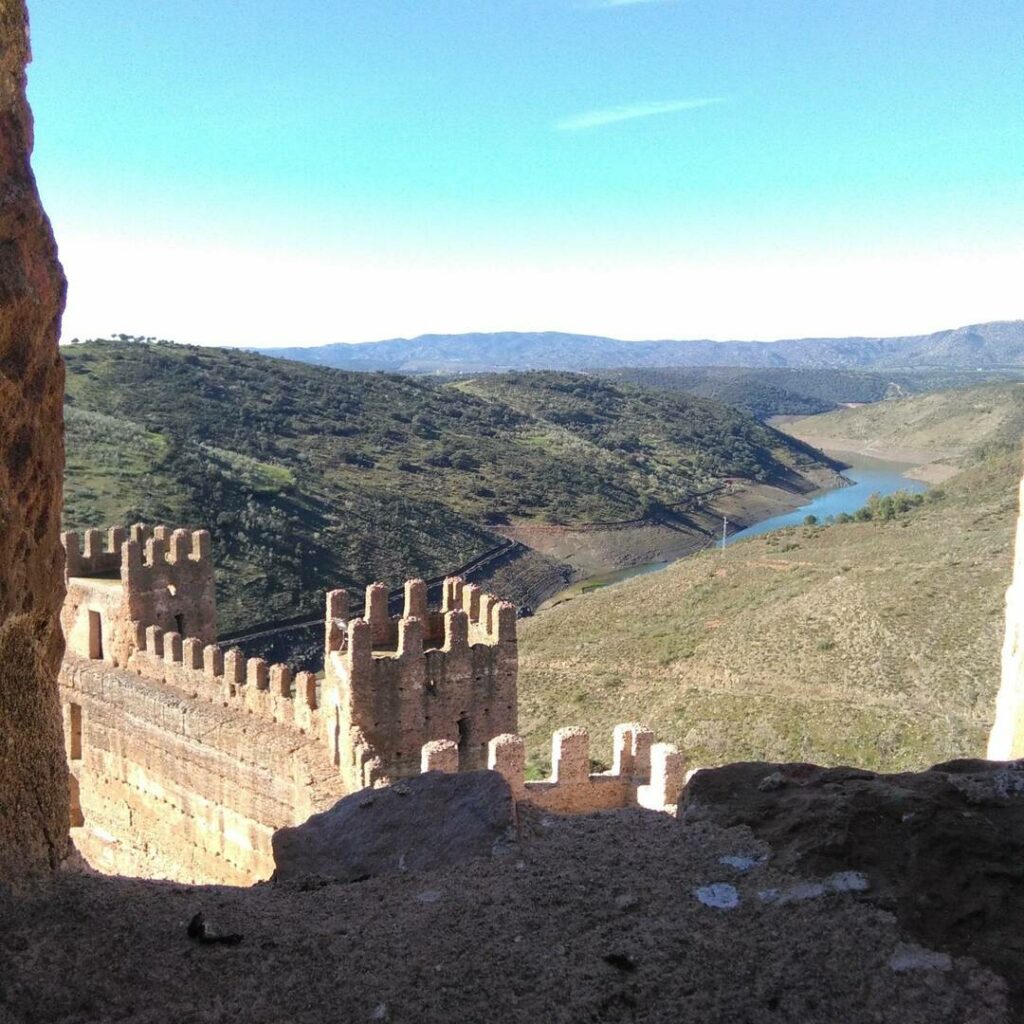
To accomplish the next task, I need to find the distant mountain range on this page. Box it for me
[262,321,1024,374]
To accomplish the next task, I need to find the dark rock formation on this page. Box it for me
[0,0,69,886]
[682,758,1024,1016]
[272,770,516,883]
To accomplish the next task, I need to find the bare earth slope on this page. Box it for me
[783,381,1024,464]
[1,806,1008,1024]
[518,440,1018,775]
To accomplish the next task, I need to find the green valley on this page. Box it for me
[63,340,839,631]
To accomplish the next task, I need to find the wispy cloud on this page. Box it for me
[555,97,724,131]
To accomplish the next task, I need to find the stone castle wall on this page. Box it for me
[60,653,345,884]
[55,526,527,883]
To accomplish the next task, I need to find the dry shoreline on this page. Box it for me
[486,466,851,611]
[779,427,962,485]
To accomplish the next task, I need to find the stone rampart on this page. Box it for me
[59,653,345,884]
[414,723,685,815]
[126,622,321,736]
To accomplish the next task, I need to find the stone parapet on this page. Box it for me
[476,724,683,815]
[127,621,321,736]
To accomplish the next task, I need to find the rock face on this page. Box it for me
[989,474,1024,758]
[682,759,1024,1016]
[0,1,69,886]
[272,770,516,883]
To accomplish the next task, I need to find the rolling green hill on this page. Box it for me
[517,404,1021,775]
[63,341,837,631]
[782,381,1024,459]
[594,367,1024,420]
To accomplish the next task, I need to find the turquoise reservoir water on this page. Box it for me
[726,452,928,545]
[538,452,930,611]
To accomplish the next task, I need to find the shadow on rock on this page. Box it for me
[272,769,516,884]
[681,758,1024,1016]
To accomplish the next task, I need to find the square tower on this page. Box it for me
[323,577,518,789]
[61,524,217,667]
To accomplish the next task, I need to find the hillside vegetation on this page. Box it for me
[595,366,1023,420]
[63,341,835,631]
[783,381,1024,458]
[517,398,1020,775]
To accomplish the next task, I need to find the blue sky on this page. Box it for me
[27,0,1024,346]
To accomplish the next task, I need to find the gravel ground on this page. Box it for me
[0,809,1007,1024]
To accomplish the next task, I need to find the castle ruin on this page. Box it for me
[58,523,685,883]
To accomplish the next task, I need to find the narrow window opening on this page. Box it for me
[87,610,103,660]
[174,612,185,636]
[68,703,82,760]
[68,703,84,828]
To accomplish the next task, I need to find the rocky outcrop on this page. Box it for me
[681,759,1024,1016]
[0,1,69,886]
[272,770,516,883]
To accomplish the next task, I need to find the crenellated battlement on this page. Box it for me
[61,523,218,669]
[325,576,516,659]
[62,526,128,578]
[62,523,212,580]
[411,723,685,815]
[324,576,518,789]
[126,621,322,736]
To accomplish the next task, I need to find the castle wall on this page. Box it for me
[59,654,346,884]
[415,725,685,815]
[987,475,1024,759]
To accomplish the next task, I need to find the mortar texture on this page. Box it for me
[0,0,69,887]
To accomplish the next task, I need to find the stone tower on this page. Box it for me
[323,576,518,790]
[61,524,217,668]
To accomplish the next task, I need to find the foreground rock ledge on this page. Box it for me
[1,805,1009,1023]
[272,770,516,883]
[682,758,1024,1018]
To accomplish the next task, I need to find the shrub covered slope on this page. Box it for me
[63,341,836,630]
[518,390,1021,774]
